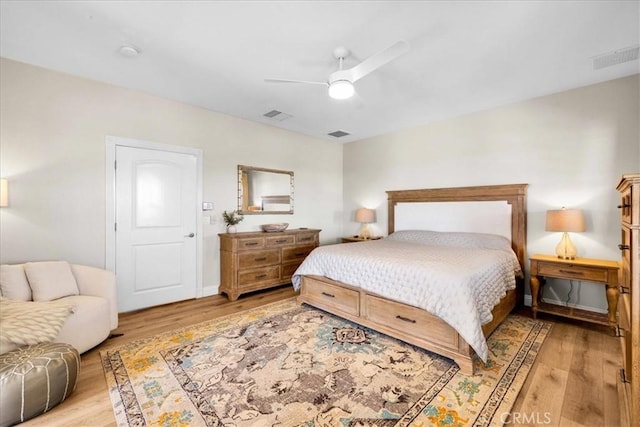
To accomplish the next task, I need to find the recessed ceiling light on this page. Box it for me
[119,45,140,58]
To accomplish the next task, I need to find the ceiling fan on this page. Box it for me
[265,40,410,100]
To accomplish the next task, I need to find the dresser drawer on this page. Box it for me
[282,245,315,262]
[618,292,630,331]
[238,249,280,268]
[266,235,295,247]
[237,237,265,250]
[620,228,631,292]
[364,295,458,348]
[536,262,609,282]
[303,280,359,316]
[220,229,320,301]
[282,261,302,278]
[619,186,632,224]
[238,265,280,287]
[296,232,317,245]
[619,329,633,382]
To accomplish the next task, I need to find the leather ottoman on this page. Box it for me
[0,342,80,426]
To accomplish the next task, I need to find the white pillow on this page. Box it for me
[25,261,79,301]
[387,230,513,253]
[0,264,32,301]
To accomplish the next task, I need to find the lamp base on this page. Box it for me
[359,224,372,240]
[555,232,578,260]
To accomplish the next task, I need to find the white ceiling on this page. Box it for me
[1,1,639,143]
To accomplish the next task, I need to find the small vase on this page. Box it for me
[227,225,237,233]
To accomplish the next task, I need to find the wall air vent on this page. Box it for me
[263,110,292,121]
[328,130,350,138]
[592,45,639,70]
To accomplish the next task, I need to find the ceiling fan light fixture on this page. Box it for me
[328,80,354,100]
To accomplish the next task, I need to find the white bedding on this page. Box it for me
[292,231,522,362]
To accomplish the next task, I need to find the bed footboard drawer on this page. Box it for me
[364,294,458,349]
[302,279,359,317]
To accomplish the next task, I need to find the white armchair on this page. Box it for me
[0,261,118,354]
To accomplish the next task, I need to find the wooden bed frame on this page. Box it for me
[298,183,527,375]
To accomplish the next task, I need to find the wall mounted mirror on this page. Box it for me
[238,165,294,214]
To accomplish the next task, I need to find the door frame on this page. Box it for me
[105,135,204,298]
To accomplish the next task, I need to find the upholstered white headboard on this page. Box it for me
[386,184,528,272]
[394,201,512,240]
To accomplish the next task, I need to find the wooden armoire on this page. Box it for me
[616,174,639,427]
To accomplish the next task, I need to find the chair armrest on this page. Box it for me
[70,264,118,330]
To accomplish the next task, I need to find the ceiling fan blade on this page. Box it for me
[345,40,409,83]
[264,78,328,86]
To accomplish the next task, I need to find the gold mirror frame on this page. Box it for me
[237,165,294,215]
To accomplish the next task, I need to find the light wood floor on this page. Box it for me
[21,286,622,427]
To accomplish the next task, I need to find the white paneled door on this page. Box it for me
[114,145,198,312]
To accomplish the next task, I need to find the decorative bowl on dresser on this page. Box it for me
[261,223,289,232]
[616,173,639,427]
[219,228,320,301]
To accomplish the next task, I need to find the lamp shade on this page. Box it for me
[355,208,376,224]
[545,208,585,232]
[0,178,7,207]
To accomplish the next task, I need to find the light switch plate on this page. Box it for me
[202,202,214,211]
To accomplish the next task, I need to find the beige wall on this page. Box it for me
[2,57,638,313]
[0,58,343,296]
[343,74,639,311]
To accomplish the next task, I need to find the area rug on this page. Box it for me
[101,298,550,427]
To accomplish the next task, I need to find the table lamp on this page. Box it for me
[355,208,376,239]
[545,207,585,259]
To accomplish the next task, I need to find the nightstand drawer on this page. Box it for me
[536,262,609,282]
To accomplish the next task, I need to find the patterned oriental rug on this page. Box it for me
[101,298,550,427]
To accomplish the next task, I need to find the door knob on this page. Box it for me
[184,233,195,238]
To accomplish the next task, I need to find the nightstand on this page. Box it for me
[529,254,620,328]
[341,236,382,243]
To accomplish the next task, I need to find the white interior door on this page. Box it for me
[114,145,198,312]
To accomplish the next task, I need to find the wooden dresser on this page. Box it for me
[616,174,639,427]
[219,228,320,301]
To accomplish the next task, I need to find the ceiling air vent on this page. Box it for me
[263,110,292,121]
[328,130,350,138]
[592,45,639,70]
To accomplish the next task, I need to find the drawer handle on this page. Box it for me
[245,242,259,246]
[396,315,416,324]
[255,257,267,261]
[275,239,288,243]
[300,237,311,241]
[294,252,306,256]
[321,291,335,298]
[558,269,583,275]
[617,204,630,209]
[618,244,630,250]
[255,274,267,279]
